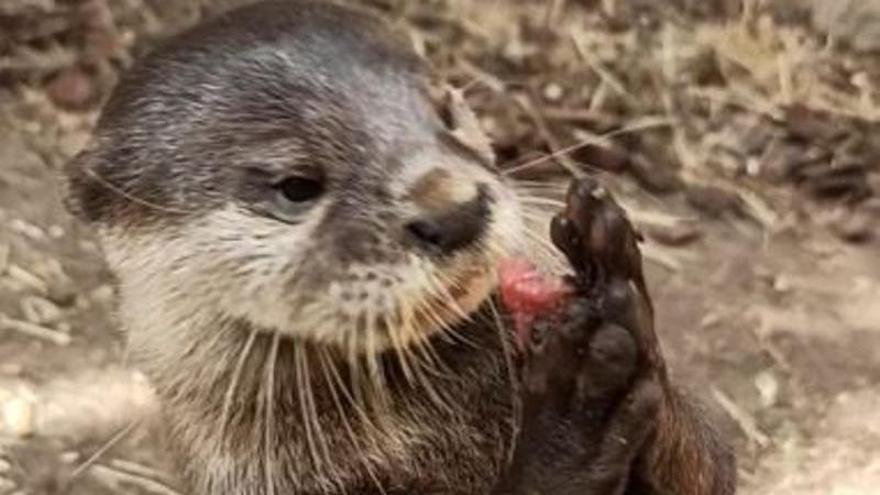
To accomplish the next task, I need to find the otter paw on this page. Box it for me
[501,178,667,495]
[522,300,637,420]
[550,177,661,371]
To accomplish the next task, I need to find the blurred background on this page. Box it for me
[0,0,878,493]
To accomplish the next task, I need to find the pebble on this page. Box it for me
[755,371,780,409]
[772,275,793,293]
[46,68,95,111]
[0,457,9,473]
[542,83,564,102]
[831,210,875,243]
[1,396,35,438]
[90,284,116,305]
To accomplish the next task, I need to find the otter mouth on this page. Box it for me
[397,264,497,340]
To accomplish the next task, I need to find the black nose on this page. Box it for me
[404,187,491,255]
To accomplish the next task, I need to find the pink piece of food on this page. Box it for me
[498,258,573,348]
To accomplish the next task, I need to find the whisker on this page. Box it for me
[219,329,258,448]
[295,345,321,475]
[262,331,281,495]
[485,297,522,467]
[500,117,672,176]
[84,167,190,215]
[318,350,386,495]
[364,311,391,410]
[386,310,416,385]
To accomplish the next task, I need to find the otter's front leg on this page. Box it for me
[495,178,736,495]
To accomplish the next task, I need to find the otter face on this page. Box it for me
[65,1,528,354]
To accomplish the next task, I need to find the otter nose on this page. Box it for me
[404,187,490,255]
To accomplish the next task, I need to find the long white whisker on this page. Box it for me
[219,329,258,448]
[263,332,281,495]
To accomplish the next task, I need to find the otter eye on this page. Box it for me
[275,176,324,203]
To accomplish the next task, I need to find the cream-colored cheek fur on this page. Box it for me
[100,176,527,354]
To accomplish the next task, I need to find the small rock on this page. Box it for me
[755,370,780,408]
[745,157,761,177]
[90,284,116,304]
[46,68,95,111]
[1,396,35,438]
[542,83,564,102]
[0,457,10,473]
[646,222,702,247]
[772,274,793,293]
[831,210,875,243]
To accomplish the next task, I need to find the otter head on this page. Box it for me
[65,0,528,358]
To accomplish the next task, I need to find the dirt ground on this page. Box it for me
[1,1,879,494]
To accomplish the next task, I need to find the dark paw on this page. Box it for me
[550,177,661,371]
[508,178,666,494]
[523,177,660,412]
[523,305,638,419]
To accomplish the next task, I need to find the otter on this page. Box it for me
[64,1,735,494]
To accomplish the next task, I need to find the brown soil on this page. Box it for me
[1,1,878,493]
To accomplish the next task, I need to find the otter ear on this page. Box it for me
[431,84,496,167]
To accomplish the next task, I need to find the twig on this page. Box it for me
[70,421,140,479]
[711,386,771,449]
[513,93,580,176]
[5,264,48,294]
[502,116,672,176]
[0,314,70,346]
[570,30,635,101]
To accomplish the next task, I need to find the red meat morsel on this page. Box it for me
[498,258,573,348]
